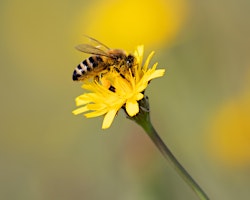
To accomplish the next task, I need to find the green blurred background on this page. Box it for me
[1,0,250,199]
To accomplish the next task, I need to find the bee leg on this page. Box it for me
[113,66,126,79]
[94,75,100,82]
[108,85,116,92]
[120,73,126,79]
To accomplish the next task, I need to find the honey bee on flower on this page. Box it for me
[72,36,136,82]
[72,38,165,129]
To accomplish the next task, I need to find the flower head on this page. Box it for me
[72,46,165,129]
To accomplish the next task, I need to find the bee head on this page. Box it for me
[126,54,135,67]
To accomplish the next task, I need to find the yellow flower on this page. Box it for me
[73,0,188,50]
[207,93,250,167]
[72,46,165,129]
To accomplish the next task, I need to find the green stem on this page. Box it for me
[127,96,209,200]
[143,122,209,200]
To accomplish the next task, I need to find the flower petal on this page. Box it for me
[75,94,94,106]
[126,100,139,116]
[85,109,107,118]
[148,69,165,81]
[72,106,89,115]
[87,104,106,111]
[134,45,144,68]
[143,51,155,71]
[102,109,117,129]
[136,93,144,101]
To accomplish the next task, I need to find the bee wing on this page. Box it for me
[75,44,111,57]
[83,35,110,50]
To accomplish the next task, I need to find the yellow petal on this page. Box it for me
[134,45,144,69]
[136,93,144,101]
[148,68,165,80]
[102,109,117,129]
[85,109,107,118]
[72,106,89,115]
[75,98,90,106]
[87,104,106,111]
[136,81,148,92]
[143,51,155,71]
[114,76,132,94]
[126,100,139,116]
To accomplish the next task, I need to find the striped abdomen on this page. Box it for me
[72,56,105,81]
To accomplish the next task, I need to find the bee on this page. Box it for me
[73,36,136,81]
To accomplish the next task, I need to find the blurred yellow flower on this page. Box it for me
[74,0,187,50]
[72,46,165,129]
[207,93,250,167]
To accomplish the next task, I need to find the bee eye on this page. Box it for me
[126,55,134,65]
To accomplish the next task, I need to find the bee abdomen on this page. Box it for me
[72,62,87,81]
[72,56,104,81]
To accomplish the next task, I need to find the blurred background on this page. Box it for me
[1,0,250,199]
